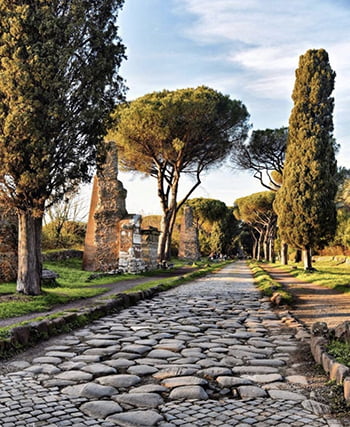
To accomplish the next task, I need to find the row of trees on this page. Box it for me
[0,1,340,296]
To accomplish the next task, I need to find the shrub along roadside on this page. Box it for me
[248,260,292,305]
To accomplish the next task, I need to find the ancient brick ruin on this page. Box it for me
[83,144,160,273]
[178,205,201,261]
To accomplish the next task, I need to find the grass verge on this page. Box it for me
[270,258,350,293]
[0,258,231,336]
[248,260,292,304]
[327,340,350,366]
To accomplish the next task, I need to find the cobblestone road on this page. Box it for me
[0,262,343,426]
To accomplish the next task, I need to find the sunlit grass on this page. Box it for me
[0,257,230,320]
[272,258,350,293]
[249,260,292,304]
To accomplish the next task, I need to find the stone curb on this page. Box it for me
[310,334,350,403]
[0,284,168,360]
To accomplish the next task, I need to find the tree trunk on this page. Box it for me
[16,211,43,295]
[302,247,313,270]
[294,249,302,263]
[157,211,172,262]
[281,242,288,265]
[269,239,275,263]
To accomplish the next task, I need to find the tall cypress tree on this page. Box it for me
[0,0,126,294]
[274,49,337,270]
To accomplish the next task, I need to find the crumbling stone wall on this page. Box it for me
[0,209,18,282]
[178,205,201,261]
[83,143,127,271]
[82,144,160,273]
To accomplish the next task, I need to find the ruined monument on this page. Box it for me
[83,143,160,273]
[178,205,201,261]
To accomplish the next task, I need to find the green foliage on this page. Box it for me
[42,220,86,250]
[275,49,337,255]
[327,340,350,366]
[109,86,250,260]
[0,0,126,294]
[232,127,287,190]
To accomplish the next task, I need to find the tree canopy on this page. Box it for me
[231,127,287,190]
[274,49,337,270]
[109,86,250,260]
[0,0,126,294]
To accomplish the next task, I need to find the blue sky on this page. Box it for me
[113,0,350,215]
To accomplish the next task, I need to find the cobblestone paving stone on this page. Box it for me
[0,262,343,426]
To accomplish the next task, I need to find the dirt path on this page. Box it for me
[0,267,195,329]
[262,264,350,328]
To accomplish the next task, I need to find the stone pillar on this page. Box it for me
[178,206,201,261]
[141,227,160,270]
[82,143,127,271]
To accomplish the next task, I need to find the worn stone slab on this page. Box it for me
[161,376,208,388]
[169,385,208,400]
[216,376,253,387]
[62,382,116,398]
[80,400,123,418]
[232,366,279,375]
[107,410,164,426]
[121,344,152,354]
[82,363,117,376]
[147,349,180,359]
[198,367,232,378]
[54,370,93,382]
[153,367,198,379]
[241,374,283,383]
[32,357,61,365]
[268,389,306,401]
[97,374,141,388]
[127,365,158,376]
[131,384,168,394]
[238,385,268,398]
[115,392,164,408]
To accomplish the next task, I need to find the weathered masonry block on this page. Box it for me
[83,143,128,272]
[178,205,201,261]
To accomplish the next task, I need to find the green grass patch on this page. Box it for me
[248,260,292,304]
[327,340,350,366]
[274,258,350,293]
[0,257,230,321]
